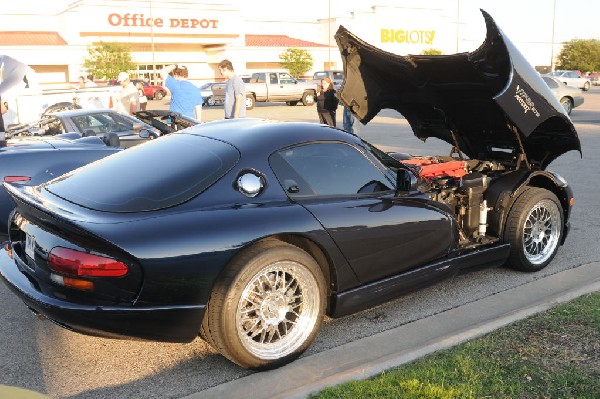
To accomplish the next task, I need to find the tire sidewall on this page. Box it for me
[504,187,563,272]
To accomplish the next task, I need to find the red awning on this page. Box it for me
[0,31,67,46]
[246,34,327,47]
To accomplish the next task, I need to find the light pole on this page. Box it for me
[328,0,331,68]
[456,0,460,53]
[550,0,557,71]
[149,0,156,83]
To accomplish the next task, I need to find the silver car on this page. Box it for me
[541,76,585,115]
[544,70,591,91]
[198,82,220,106]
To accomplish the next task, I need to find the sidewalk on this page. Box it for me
[188,262,600,399]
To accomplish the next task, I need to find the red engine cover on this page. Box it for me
[403,158,468,178]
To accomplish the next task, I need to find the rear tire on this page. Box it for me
[245,95,255,110]
[201,240,326,369]
[504,187,563,272]
[301,91,315,106]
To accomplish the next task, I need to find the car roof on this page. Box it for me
[184,118,360,155]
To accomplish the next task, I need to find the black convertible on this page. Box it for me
[0,11,580,370]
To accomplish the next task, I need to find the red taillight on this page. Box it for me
[48,247,128,277]
[4,176,31,183]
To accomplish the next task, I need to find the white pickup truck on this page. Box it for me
[1,55,114,128]
[211,71,317,110]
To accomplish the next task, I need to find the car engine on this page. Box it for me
[402,156,509,247]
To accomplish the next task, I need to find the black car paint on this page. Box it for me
[0,139,119,239]
[1,121,462,342]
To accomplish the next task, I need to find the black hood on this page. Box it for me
[335,9,581,169]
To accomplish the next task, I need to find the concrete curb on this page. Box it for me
[188,262,600,399]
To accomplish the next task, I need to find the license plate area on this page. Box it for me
[25,233,36,260]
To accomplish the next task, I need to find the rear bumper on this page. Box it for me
[0,249,205,343]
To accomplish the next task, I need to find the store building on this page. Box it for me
[0,0,464,87]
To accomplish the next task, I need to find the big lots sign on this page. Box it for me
[108,13,219,29]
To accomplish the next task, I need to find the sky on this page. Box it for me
[5,0,599,44]
[4,0,599,63]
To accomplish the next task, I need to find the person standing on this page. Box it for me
[160,64,203,120]
[136,81,148,111]
[315,77,338,127]
[85,75,98,87]
[343,106,360,134]
[114,72,140,116]
[217,59,246,119]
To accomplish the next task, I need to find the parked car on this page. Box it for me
[541,76,584,115]
[107,79,168,100]
[311,70,344,89]
[7,109,161,148]
[543,70,591,91]
[212,71,317,109]
[0,10,580,370]
[198,82,220,106]
[0,109,199,241]
[588,72,600,86]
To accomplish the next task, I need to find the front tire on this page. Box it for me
[560,97,573,115]
[201,241,326,369]
[504,187,563,272]
[154,91,165,100]
[583,81,590,91]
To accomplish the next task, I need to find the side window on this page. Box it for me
[269,73,278,84]
[270,142,393,197]
[279,73,294,84]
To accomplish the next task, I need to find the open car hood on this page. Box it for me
[335,10,581,169]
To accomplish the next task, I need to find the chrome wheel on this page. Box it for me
[522,198,561,265]
[236,261,321,360]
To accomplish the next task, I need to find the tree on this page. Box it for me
[420,48,443,56]
[279,48,313,78]
[83,42,136,81]
[555,39,600,72]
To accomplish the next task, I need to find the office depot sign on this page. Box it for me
[108,13,219,30]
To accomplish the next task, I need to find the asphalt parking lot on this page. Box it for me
[1,90,599,398]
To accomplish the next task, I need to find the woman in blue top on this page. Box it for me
[160,65,203,120]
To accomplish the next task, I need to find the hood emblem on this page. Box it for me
[514,85,540,117]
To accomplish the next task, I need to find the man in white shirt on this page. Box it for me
[114,72,139,115]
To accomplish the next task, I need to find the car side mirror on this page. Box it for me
[133,123,143,133]
[396,168,417,194]
[133,124,150,138]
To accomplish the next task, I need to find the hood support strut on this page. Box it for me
[449,130,465,160]
[510,124,531,170]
